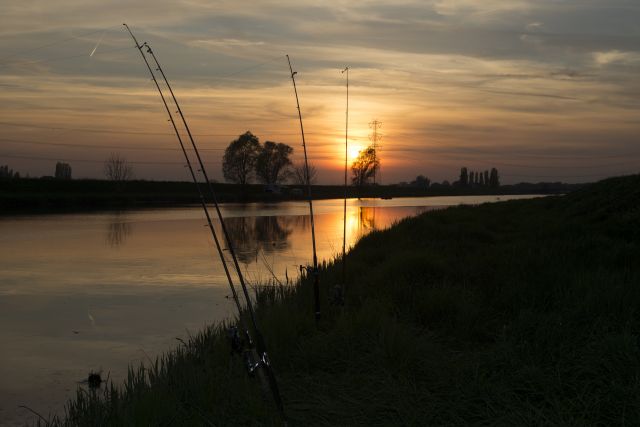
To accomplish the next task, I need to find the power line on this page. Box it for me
[369,119,382,184]
[428,150,639,161]
[2,153,634,180]
[0,152,222,165]
[0,121,363,138]
[482,160,636,169]
[0,121,226,136]
[0,137,225,151]
[405,155,639,170]
[3,136,636,171]
[500,171,639,179]
[206,55,284,83]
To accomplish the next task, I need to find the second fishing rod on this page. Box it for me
[123,24,286,423]
[286,54,321,322]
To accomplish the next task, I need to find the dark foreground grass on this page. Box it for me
[42,174,640,426]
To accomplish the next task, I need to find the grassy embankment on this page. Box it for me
[43,174,639,425]
[2,178,580,214]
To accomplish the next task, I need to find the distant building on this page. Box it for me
[55,162,72,180]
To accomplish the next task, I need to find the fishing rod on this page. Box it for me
[123,24,286,422]
[121,24,243,321]
[286,54,320,322]
[141,34,286,423]
[340,66,349,304]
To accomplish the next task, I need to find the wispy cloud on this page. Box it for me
[190,38,265,49]
[593,50,640,66]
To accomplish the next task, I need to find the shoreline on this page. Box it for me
[37,174,640,425]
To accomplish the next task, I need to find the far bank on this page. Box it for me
[0,178,581,214]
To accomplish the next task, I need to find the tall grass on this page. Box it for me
[41,174,640,426]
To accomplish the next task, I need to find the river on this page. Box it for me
[0,195,543,425]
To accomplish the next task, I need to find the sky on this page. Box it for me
[0,0,639,184]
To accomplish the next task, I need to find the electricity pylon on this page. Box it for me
[369,119,382,184]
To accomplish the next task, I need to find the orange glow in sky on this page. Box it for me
[1,1,639,184]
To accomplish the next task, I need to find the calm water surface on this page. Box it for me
[0,195,542,425]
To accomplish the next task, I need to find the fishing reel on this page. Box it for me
[244,350,272,377]
[227,326,270,377]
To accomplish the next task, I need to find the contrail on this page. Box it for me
[89,31,105,57]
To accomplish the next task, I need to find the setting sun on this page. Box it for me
[348,143,363,163]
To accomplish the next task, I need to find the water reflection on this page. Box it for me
[105,213,133,248]
[358,206,377,231]
[225,216,294,264]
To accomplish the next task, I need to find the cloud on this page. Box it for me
[432,0,530,17]
[593,50,640,66]
[526,21,544,30]
[190,39,265,49]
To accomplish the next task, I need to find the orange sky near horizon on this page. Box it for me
[1,1,639,184]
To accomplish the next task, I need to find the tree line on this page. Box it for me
[457,167,500,188]
[3,132,501,190]
[397,168,500,189]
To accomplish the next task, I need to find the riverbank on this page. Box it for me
[1,178,581,215]
[42,174,639,426]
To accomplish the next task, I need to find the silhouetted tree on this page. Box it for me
[255,141,293,185]
[484,170,489,186]
[489,168,500,187]
[469,171,475,186]
[411,175,431,188]
[351,146,379,188]
[222,131,261,186]
[479,172,484,186]
[459,167,469,187]
[104,153,133,181]
[293,162,318,185]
